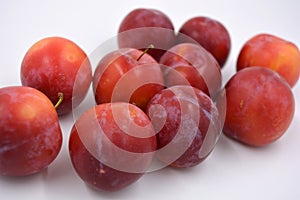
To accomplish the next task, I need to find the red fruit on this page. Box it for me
[146,86,221,168]
[93,48,164,111]
[237,33,300,87]
[177,16,231,68]
[223,67,295,146]
[21,36,92,115]
[0,86,62,176]
[69,102,157,192]
[118,8,176,61]
[159,43,222,99]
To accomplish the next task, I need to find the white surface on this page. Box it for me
[1,0,300,199]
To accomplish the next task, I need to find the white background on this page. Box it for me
[1,0,300,199]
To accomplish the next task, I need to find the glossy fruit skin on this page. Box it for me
[69,102,157,192]
[93,48,164,111]
[159,43,222,100]
[223,67,295,146]
[146,86,221,168]
[118,8,176,61]
[0,86,62,176]
[21,36,92,115]
[237,33,300,87]
[177,16,231,68]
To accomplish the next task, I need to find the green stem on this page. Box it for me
[137,44,154,61]
[54,92,64,109]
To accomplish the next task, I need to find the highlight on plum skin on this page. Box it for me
[0,86,62,176]
[159,43,222,100]
[118,8,176,61]
[177,16,231,68]
[92,47,164,112]
[223,66,295,147]
[146,85,222,168]
[20,36,93,115]
[236,33,300,88]
[68,102,157,192]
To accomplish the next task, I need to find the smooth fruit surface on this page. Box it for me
[21,36,92,115]
[93,48,164,111]
[177,16,231,68]
[69,102,157,192]
[118,8,176,61]
[237,33,300,87]
[160,43,222,99]
[146,85,221,168]
[0,86,62,176]
[223,67,295,146]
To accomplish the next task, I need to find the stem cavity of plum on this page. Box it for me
[137,44,154,61]
[54,92,64,109]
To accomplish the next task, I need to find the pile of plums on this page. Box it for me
[0,7,299,193]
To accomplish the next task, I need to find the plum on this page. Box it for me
[69,102,157,191]
[93,48,164,111]
[159,43,222,100]
[118,8,176,61]
[223,67,295,146]
[0,86,62,176]
[146,85,221,168]
[21,36,92,115]
[177,16,231,68]
[237,33,300,87]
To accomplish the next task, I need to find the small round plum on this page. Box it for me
[159,43,222,100]
[69,102,157,192]
[118,8,176,61]
[21,36,92,115]
[93,48,164,111]
[237,33,300,87]
[177,16,231,68]
[0,86,62,176]
[146,85,222,168]
[223,67,295,146]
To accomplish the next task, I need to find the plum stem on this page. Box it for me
[54,92,64,109]
[137,44,154,61]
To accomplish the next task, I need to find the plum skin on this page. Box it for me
[69,127,146,192]
[118,8,176,61]
[237,33,300,87]
[223,67,295,146]
[21,36,92,115]
[69,102,157,192]
[0,86,62,176]
[177,16,231,68]
[146,85,221,168]
[159,43,222,100]
[93,48,164,111]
